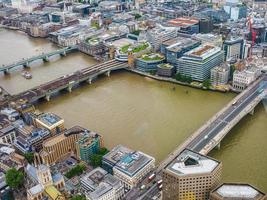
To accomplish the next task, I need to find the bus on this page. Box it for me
[157,180,163,185]
[148,173,156,181]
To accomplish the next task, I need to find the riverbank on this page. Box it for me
[126,68,237,93]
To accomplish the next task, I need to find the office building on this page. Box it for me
[157,63,175,77]
[146,25,177,51]
[233,67,261,90]
[136,53,165,72]
[35,113,64,136]
[210,183,266,200]
[168,17,200,34]
[210,64,230,85]
[223,37,244,61]
[160,37,201,66]
[14,127,50,153]
[0,125,16,145]
[102,145,132,174]
[103,145,155,190]
[76,131,103,163]
[163,149,222,200]
[39,126,86,165]
[177,44,224,82]
[192,33,223,47]
[80,167,124,200]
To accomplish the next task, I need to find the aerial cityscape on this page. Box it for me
[0,0,266,199]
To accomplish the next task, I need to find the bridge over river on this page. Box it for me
[131,74,267,200]
[0,46,78,74]
[10,59,128,103]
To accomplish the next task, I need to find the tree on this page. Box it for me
[71,195,86,200]
[203,79,211,89]
[98,148,109,155]
[134,13,142,20]
[90,154,102,167]
[65,164,86,179]
[24,152,34,164]
[5,168,24,189]
[230,64,235,80]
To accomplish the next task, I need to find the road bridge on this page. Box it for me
[128,75,267,200]
[10,59,128,103]
[0,46,78,74]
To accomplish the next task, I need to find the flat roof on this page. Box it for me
[168,17,199,28]
[183,44,222,60]
[103,145,132,166]
[37,113,63,127]
[115,151,154,177]
[164,37,200,52]
[213,183,266,199]
[165,149,220,176]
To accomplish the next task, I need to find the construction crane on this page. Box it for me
[246,14,256,58]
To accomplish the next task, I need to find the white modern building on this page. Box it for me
[102,145,155,190]
[146,24,177,51]
[177,44,225,82]
[223,37,244,61]
[81,167,124,200]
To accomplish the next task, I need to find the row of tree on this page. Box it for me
[175,73,193,83]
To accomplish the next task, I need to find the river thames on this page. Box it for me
[0,28,266,191]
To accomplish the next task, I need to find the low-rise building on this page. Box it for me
[210,183,266,200]
[136,53,165,72]
[80,167,124,200]
[168,17,200,34]
[103,145,155,190]
[210,64,230,86]
[192,33,223,47]
[157,63,175,77]
[35,113,64,136]
[163,149,222,200]
[233,67,261,90]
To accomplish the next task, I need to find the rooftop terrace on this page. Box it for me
[166,149,220,176]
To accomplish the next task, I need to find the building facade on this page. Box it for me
[210,64,230,85]
[163,149,222,200]
[39,126,86,165]
[76,131,103,163]
[177,44,225,82]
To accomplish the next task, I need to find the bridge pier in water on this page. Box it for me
[105,70,111,77]
[23,62,30,68]
[60,51,67,57]
[45,93,51,102]
[42,56,49,62]
[249,108,255,115]
[4,69,9,75]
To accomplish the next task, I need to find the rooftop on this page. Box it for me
[163,37,200,53]
[157,63,174,69]
[212,183,266,199]
[165,149,220,176]
[168,17,199,28]
[103,145,132,166]
[36,113,63,127]
[115,151,154,177]
[81,167,108,190]
[183,44,222,60]
[139,53,165,62]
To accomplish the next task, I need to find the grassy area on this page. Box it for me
[141,53,164,61]
[120,42,149,54]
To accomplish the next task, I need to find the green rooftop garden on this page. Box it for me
[120,42,149,54]
[140,53,164,61]
[86,37,100,45]
[158,63,173,69]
